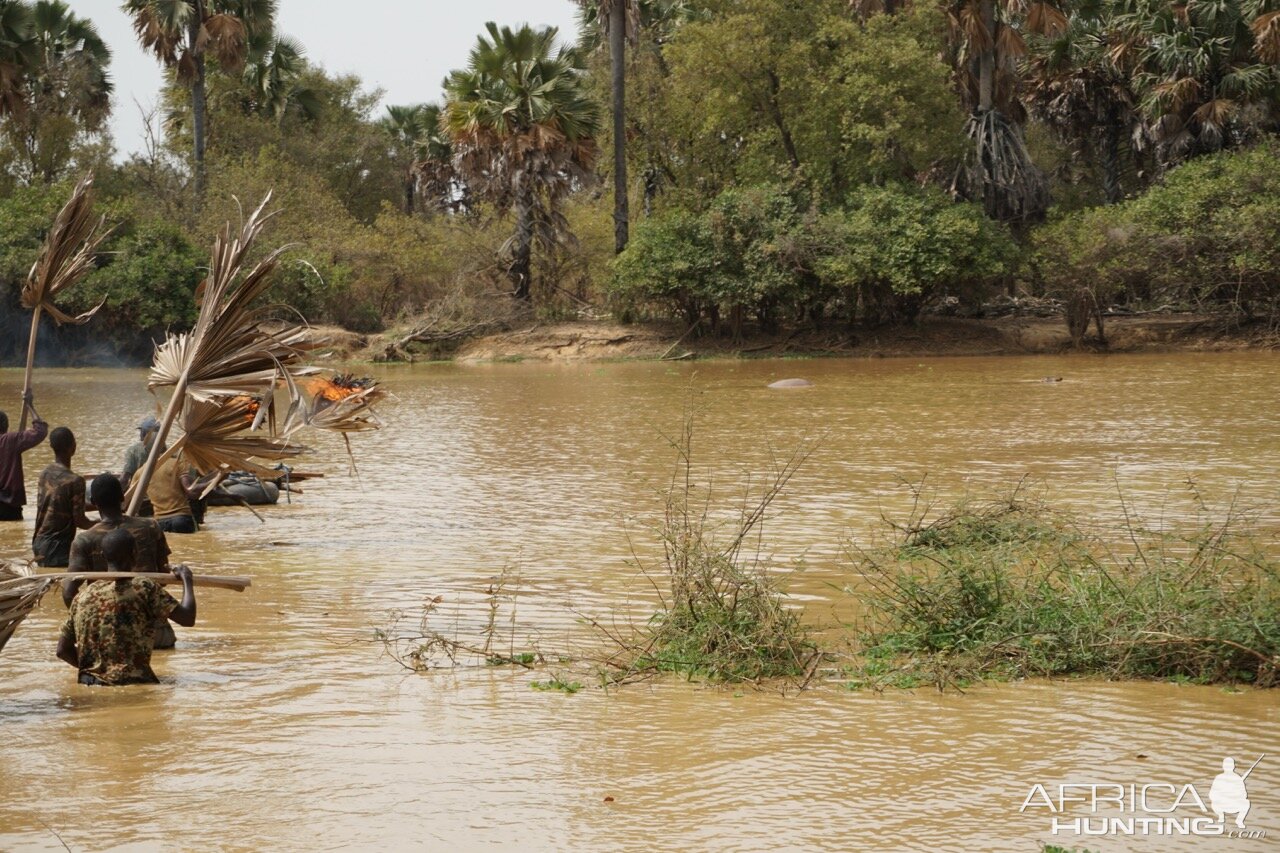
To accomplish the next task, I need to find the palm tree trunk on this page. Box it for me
[610,1,628,254]
[1101,123,1122,204]
[511,194,533,301]
[189,5,207,198]
[978,0,996,112]
[405,172,415,216]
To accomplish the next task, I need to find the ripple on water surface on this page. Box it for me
[0,354,1277,850]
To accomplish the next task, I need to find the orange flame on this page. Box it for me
[308,374,373,404]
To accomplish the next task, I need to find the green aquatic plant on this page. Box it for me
[599,411,822,686]
[844,483,1280,691]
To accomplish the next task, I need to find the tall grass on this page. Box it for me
[844,484,1280,690]
[600,413,822,685]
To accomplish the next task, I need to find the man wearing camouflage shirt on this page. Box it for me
[32,426,94,567]
[56,528,196,686]
[65,473,177,648]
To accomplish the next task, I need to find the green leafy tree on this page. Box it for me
[659,1,964,206]
[121,0,277,195]
[814,185,1018,322]
[2,0,112,185]
[443,22,601,300]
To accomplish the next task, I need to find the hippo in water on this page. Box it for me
[768,378,813,389]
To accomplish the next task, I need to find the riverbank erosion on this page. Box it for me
[350,312,1280,364]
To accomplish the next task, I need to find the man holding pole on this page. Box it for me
[0,391,48,521]
[56,528,196,686]
[65,473,178,648]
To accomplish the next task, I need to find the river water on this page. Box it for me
[1,353,1277,851]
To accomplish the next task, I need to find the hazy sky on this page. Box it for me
[67,1,584,158]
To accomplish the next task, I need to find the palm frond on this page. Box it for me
[174,396,308,480]
[21,173,109,325]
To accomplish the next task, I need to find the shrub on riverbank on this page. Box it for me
[1033,144,1280,318]
[844,489,1280,690]
[611,183,1018,333]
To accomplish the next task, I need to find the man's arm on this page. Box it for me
[167,564,197,627]
[61,578,83,609]
[56,618,78,667]
[71,480,93,530]
[17,417,47,451]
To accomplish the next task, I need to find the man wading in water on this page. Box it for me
[32,426,94,567]
[0,391,48,521]
[65,473,178,648]
[148,452,201,534]
[56,528,196,686]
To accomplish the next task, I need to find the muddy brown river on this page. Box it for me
[1,353,1277,851]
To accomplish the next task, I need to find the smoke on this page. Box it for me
[0,299,154,368]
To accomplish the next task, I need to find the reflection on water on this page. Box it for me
[1,353,1277,851]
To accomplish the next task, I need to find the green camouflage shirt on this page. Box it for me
[59,578,178,685]
[69,517,172,573]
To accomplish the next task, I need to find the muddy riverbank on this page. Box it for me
[333,312,1280,363]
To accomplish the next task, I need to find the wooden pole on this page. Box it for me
[18,306,41,432]
[34,571,251,592]
[126,372,188,515]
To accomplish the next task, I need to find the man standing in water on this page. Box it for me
[0,391,48,521]
[65,473,177,648]
[121,415,160,490]
[56,528,196,686]
[148,452,201,534]
[32,426,94,566]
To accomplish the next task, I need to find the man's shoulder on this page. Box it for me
[122,516,162,535]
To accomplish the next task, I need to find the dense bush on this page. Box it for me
[0,182,204,363]
[815,187,1019,323]
[612,184,1018,330]
[1034,144,1280,315]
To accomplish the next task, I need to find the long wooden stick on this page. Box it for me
[18,305,41,432]
[34,571,251,592]
[126,371,188,515]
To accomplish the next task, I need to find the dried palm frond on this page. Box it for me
[21,174,109,326]
[127,193,317,514]
[148,194,318,402]
[0,559,55,656]
[284,373,389,476]
[173,396,308,481]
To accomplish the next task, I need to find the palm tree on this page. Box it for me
[577,1,639,255]
[0,0,36,117]
[4,1,112,183]
[443,23,601,301]
[944,0,1064,221]
[382,103,430,215]
[121,0,277,196]
[381,103,456,216]
[241,31,317,123]
[1115,0,1280,166]
[1024,1,1141,202]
